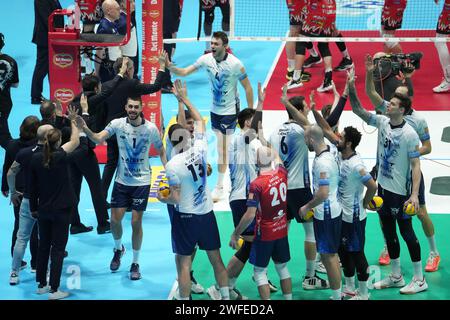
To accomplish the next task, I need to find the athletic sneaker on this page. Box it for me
[206,285,222,300]
[315,261,327,274]
[190,271,204,294]
[286,78,303,90]
[9,271,19,286]
[268,279,278,292]
[317,76,333,93]
[211,186,226,202]
[342,285,357,297]
[230,287,248,300]
[425,252,441,272]
[303,55,322,68]
[378,247,391,265]
[48,290,70,300]
[373,273,405,289]
[110,245,126,272]
[433,78,450,93]
[400,277,428,294]
[334,57,354,72]
[302,273,330,290]
[349,290,370,300]
[36,285,50,295]
[129,263,142,280]
[286,69,312,81]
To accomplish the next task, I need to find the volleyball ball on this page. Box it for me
[368,196,384,211]
[404,203,416,216]
[159,180,170,198]
[304,209,314,221]
[236,237,244,250]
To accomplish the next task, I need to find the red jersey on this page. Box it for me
[381,0,408,30]
[437,0,450,35]
[302,0,337,36]
[286,0,309,24]
[249,166,288,241]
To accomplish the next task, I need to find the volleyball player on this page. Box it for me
[381,0,408,54]
[158,80,229,300]
[201,0,231,51]
[230,146,293,300]
[272,88,329,290]
[349,68,428,294]
[365,54,441,272]
[433,0,450,93]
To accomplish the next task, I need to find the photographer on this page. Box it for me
[371,51,422,107]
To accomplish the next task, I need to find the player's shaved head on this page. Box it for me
[310,125,324,142]
[37,124,54,142]
[257,146,276,168]
[304,125,324,152]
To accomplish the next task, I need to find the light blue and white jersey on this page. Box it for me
[338,153,369,223]
[312,147,341,221]
[193,53,246,115]
[367,114,420,196]
[269,122,310,190]
[228,131,262,202]
[165,133,195,162]
[105,118,162,186]
[379,101,430,142]
[165,133,213,215]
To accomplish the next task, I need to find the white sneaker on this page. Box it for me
[342,285,357,297]
[400,277,428,294]
[286,78,303,91]
[315,261,327,274]
[191,281,205,294]
[349,290,370,300]
[211,186,225,202]
[49,290,70,300]
[36,285,50,295]
[302,273,330,290]
[373,273,405,289]
[206,285,222,300]
[433,78,450,93]
[9,271,19,286]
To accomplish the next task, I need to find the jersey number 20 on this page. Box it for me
[270,182,287,207]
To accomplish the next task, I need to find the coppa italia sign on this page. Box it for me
[53,53,73,68]
[54,88,75,103]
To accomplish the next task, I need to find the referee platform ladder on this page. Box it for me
[430,127,450,196]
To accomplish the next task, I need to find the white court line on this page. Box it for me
[167,279,178,300]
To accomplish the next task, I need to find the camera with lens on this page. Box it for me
[373,52,423,77]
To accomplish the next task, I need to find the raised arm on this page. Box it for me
[166,53,198,77]
[280,84,311,129]
[61,106,81,154]
[77,115,110,144]
[312,104,340,145]
[172,79,205,134]
[365,54,385,111]
[348,68,372,123]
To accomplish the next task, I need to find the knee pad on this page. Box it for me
[253,266,269,286]
[234,240,252,264]
[318,42,331,58]
[275,262,290,280]
[295,41,307,55]
[302,221,316,243]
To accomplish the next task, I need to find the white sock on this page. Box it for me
[293,69,302,81]
[229,277,237,290]
[219,287,230,300]
[435,35,450,82]
[391,258,401,277]
[306,260,315,277]
[359,281,369,297]
[325,67,333,73]
[341,49,350,58]
[345,276,355,290]
[413,261,424,281]
[114,239,122,250]
[309,47,318,57]
[133,250,140,264]
[217,173,225,187]
[427,236,438,255]
[288,59,296,70]
[331,288,341,300]
[284,293,293,300]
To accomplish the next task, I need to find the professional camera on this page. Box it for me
[373,52,423,79]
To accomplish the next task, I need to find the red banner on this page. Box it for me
[142,0,162,132]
